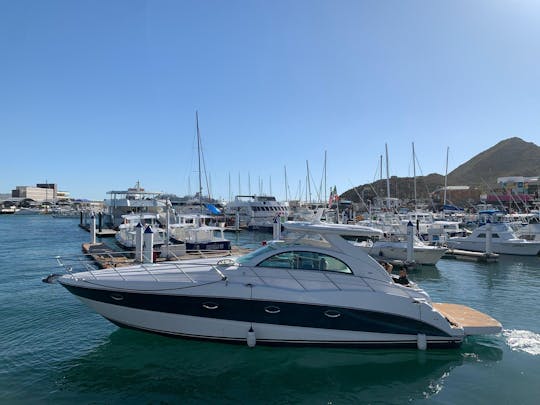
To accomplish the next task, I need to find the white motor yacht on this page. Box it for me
[351,222,447,265]
[363,236,448,266]
[446,222,540,255]
[225,195,289,230]
[54,221,501,349]
[115,213,167,249]
[515,215,540,241]
[168,214,231,251]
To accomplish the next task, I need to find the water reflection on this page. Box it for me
[52,330,503,404]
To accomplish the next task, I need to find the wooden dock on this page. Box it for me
[433,302,502,335]
[82,243,133,268]
[81,243,251,269]
[79,224,117,237]
[442,249,499,262]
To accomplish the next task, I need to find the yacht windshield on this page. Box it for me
[236,243,280,264]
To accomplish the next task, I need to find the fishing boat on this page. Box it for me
[361,236,448,266]
[53,221,501,349]
[350,221,448,265]
[515,213,540,241]
[446,222,540,255]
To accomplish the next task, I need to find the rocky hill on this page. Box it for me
[342,137,540,204]
[447,137,540,185]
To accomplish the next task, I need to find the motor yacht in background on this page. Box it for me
[168,214,231,251]
[225,195,289,230]
[103,182,167,228]
[115,213,167,249]
[446,221,540,255]
[515,212,540,241]
[362,235,448,266]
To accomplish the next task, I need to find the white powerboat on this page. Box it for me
[350,222,447,265]
[168,214,231,251]
[54,221,501,349]
[446,222,540,256]
[115,213,167,249]
[363,237,448,266]
[515,215,540,241]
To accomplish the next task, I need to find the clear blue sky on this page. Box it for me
[1,0,539,201]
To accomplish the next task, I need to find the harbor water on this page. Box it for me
[1,215,539,404]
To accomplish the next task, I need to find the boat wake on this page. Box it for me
[503,329,540,355]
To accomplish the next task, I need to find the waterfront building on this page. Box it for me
[11,183,57,202]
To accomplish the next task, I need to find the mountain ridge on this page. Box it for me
[342,137,540,203]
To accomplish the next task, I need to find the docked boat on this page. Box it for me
[446,222,540,255]
[362,236,448,266]
[115,213,167,249]
[169,214,231,251]
[225,195,289,230]
[54,221,501,349]
[515,214,540,241]
[103,182,167,228]
[349,221,448,265]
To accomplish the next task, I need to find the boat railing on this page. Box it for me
[55,252,229,283]
[55,255,109,280]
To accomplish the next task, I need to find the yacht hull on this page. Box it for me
[446,240,540,255]
[367,244,447,265]
[61,282,463,348]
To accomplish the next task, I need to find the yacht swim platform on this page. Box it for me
[433,303,502,335]
[442,249,499,263]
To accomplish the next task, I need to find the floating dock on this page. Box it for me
[442,249,499,263]
[78,224,117,237]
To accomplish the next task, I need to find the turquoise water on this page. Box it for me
[1,215,539,404]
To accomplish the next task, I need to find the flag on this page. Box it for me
[328,186,339,207]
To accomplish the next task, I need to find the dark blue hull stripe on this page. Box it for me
[62,283,451,337]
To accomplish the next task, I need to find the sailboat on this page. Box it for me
[167,112,231,252]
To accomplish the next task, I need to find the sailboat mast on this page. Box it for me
[284,166,288,202]
[306,160,311,203]
[412,142,417,211]
[196,111,203,214]
[323,150,327,204]
[385,143,391,210]
[444,147,449,206]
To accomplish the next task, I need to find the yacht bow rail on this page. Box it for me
[54,253,229,283]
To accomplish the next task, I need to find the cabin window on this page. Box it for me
[257,251,352,274]
[477,233,499,238]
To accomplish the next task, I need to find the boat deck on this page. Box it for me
[433,302,502,335]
